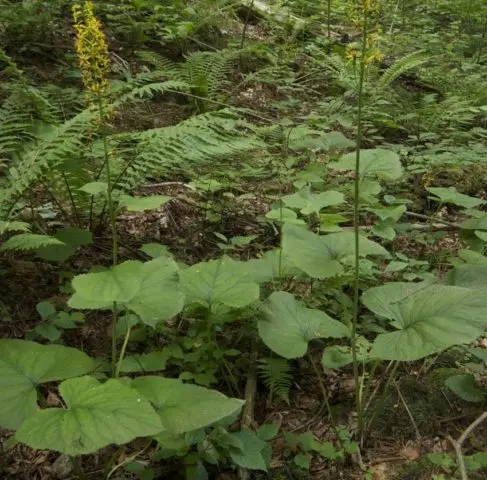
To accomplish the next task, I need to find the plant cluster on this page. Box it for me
[1,0,487,479]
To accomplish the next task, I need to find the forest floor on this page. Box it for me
[1,3,487,480]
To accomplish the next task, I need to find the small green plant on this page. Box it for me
[28,301,86,342]
[283,427,357,471]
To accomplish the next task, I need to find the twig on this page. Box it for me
[238,343,258,480]
[140,181,197,191]
[394,381,421,441]
[447,411,487,480]
[405,211,461,229]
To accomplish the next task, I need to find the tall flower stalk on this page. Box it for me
[73,1,120,375]
[346,0,383,441]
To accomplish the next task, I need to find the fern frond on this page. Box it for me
[0,89,37,153]
[115,80,190,106]
[117,109,264,190]
[179,50,238,100]
[1,233,64,251]
[135,50,178,73]
[0,220,31,234]
[0,108,97,218]
[258,357,293,403]
[378,50,429,89]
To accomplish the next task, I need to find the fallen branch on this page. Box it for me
[238,342,258,480]
[447,411,487,480]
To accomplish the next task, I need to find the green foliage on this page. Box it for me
[282,223,389,279]
[3,0,487,477]
[329,149,403,181]
[378,50,430,89]
[1,233,65,251]
[445,374,485,403]
[258,291,349,359]
[180,256,260,309]
[69,257,184,327]
[0,340,95,429]
[132,376,244,435]
[364,283,487,360]
[16,376,163,456]
[257,358,293,403]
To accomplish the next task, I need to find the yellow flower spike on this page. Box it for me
[72,0,110,99]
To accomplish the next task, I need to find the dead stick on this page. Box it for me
[447,411,487,480]
[238,343,259,480]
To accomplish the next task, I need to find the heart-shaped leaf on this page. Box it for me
[445,264,487,288]
[119,195,172,212]
[428,187,485,209]
[364,283,487,360]
[243,249,303,284]
[131,376,244,435]
[282,223,389,279]
[445,374,485,403]
[0,340,94,429]
[329,149,403,180]
[282,188,345,215]
[126,257,184,327]
[70,261,144,305]
[16,376,163,455]
[258,292,349,359]
[228,430,268,471]
[180,256,259,308]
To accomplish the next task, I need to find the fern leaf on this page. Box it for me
[115,80,190,106]
[0,108,96,217]
[0,220,31,234]
[1,233,65,251]
[258,358,293,403]
[378,50,429,89]
[117,109,264,190]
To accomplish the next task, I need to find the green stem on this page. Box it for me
[61,170,82,227]
[97,100,118,266]
[97,97,119,375]
[70,457,86,480]
[351,4,369,442]
[327,0,332,39]
[308,353,341,445]
[365,361,399,436]
[115,326,132,378]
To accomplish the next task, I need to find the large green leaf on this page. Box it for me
[0,340,95,429]
[364,283,487,361]
[427,187,485,209]
[228,430,268,471]
[329,149,403,180]
[243,249,303,283]
[69,259,183,326]
[120,352,170,373]
[258,292,349,359]
[16,376,163,455]
[126,257,184,327]
[445,264,487,288]
[70,261,144,305]
[37,227,93,262]
[282,188,345,215]
[445,374,485,403]
[131,376,244,435]
[282,224,389,279]
[119,195,172,212]
[180,256,259,308]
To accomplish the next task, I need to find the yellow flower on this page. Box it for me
[345,45,359,62]
[72,1,110,97]
[422,171,434,189]
[346,0,383,66]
